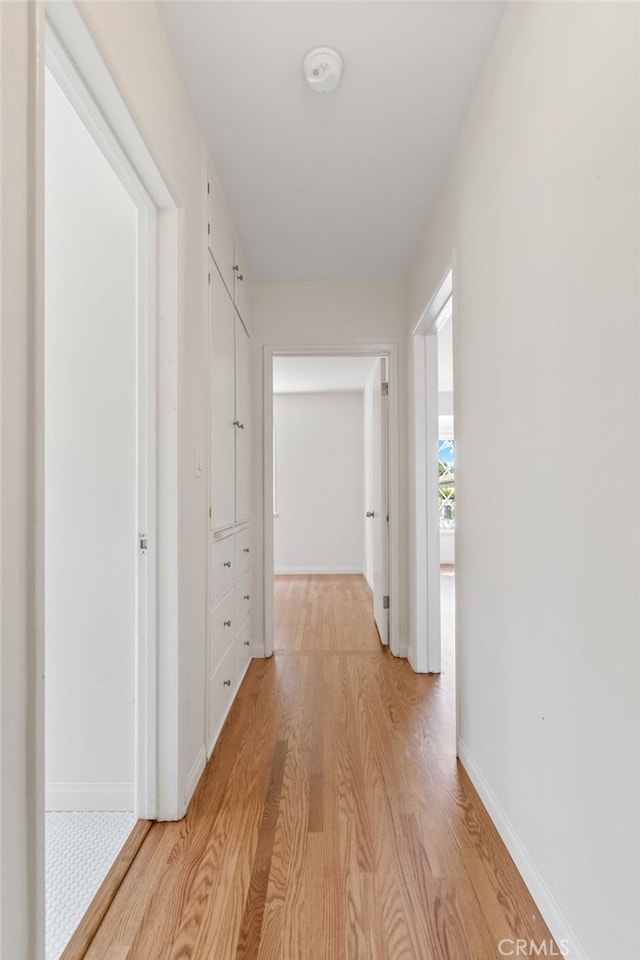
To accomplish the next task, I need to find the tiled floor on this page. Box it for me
[45,810,136,960]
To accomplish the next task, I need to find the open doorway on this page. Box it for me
[43,23,159,959]
[412,268,456,678]
[436,300,456,680]
[268,355,391,654]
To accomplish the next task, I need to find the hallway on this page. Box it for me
[82,574,554,959]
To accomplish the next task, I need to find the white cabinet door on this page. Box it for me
[233,246,250,327]
[208,172,235,297]
[209,260,236,531]
[234,318,251,524]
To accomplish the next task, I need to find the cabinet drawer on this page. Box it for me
[235,528,252,576]
[236,617,252,678]
[236,571,252,629]
[208,589,236,673]
[207,642,235,751]
[210,535,235,604]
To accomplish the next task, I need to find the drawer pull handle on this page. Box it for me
[223,560,232,568]
[244,594,250,600]
[224,620,232,627]
[223,679,232,687]
[243,547,250,554]
[233,420,245,430]
[243,640,250,646]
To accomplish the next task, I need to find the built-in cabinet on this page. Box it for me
[206,161,253,756]
[208,262,251,531]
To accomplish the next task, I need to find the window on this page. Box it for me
[438,439,455,529]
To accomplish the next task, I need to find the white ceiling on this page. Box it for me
[158,1,506,282]
[273,355,377,393]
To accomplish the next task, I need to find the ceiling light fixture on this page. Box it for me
[303,47,343,94]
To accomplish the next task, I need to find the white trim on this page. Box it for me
[263,343,401,660]
[183,746,207,812]
[457,739,588,960]
[274,567,364,576]
[44,3,173,210]
[45,783,134,813]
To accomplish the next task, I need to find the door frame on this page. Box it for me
[44,3,180,821]
[262,343,400,658]
[412,266,455,675]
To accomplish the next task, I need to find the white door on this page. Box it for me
[234,316,251,524]
[371,359,389,644]
[209,258,236,531]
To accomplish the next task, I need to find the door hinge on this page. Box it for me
[207,181,210,195]
[207,222,211,236]
[381,381,389,397]
[383,595,390,610]
[209,507,212,520]
[138,534,148,555]
[208,271,211,285]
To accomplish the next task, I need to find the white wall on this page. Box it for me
[44,72,136,809]
[252,281,408,652]
[274,392,364,574]
[408,5,640,958]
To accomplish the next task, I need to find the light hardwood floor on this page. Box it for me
[83,573,555,959]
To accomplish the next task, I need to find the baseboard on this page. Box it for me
[183,744,207,811]
[46,782,134,812]
[274,567,364,575]
[457,738,588,960]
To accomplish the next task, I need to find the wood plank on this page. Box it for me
[235,740,288,960]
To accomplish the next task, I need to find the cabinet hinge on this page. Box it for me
[207,222,211,236]
[383,595,390,610]
[207,181,210,195]
[208,271,211,285]
[381,382,389,397]
[209,507,212,520]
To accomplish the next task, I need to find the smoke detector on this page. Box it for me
[303,47,343,94]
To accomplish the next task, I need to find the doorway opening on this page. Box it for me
[263,347,400,658]
[42,9,179,956]
[412,268,456,679]
[436,298,456,682]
